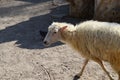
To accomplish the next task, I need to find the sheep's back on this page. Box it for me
[75,21,120,62]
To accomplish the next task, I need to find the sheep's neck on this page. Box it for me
[60,30,82,52]
[60,30,77,44]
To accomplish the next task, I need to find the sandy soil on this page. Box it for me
[0,0,118,80]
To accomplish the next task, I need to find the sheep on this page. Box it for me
[43,20,120,80]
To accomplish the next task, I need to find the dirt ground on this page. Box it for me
[0,0,118,80]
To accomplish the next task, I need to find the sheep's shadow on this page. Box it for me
[0,5,80,49]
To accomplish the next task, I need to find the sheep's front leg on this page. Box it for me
[92,57,113,80]
[73,59,89,80]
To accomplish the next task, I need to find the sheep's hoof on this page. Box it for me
[73,75,80,80]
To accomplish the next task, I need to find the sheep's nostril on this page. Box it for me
[43,41,50,46]
[43,41,47,45]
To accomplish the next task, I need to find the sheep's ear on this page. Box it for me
[60,26,67,32]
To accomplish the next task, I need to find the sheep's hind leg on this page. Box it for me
[118,71,120,80]
[73,59,89,80]
[92,57,113,80]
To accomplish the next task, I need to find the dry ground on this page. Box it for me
[0,0,118,80]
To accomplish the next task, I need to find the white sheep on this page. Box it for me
[43,20,120,80]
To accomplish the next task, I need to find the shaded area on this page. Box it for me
[17,0,52,3]
[0,0,53,17]
[0,5,80,49]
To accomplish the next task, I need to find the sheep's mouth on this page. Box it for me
[44,43,50,46]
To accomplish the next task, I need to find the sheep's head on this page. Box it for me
[43,22,67,46]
